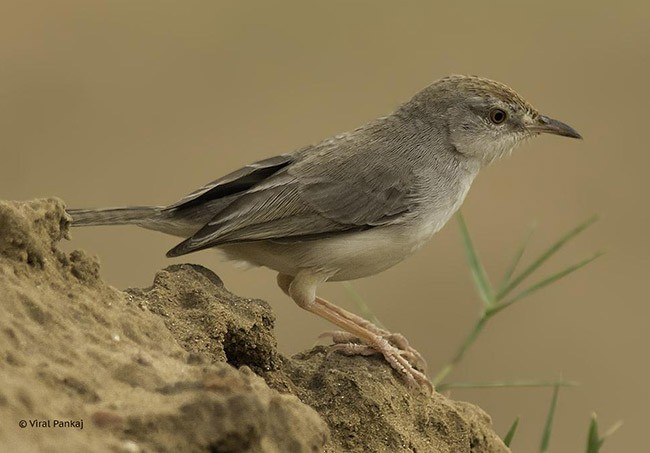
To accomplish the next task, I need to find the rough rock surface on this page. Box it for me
[0,199,509,453]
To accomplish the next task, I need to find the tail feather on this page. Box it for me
[67,206,162,227]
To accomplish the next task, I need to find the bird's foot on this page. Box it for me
[320,330,427,372]
[320,331,432,393]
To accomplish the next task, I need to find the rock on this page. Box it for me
[0,199,509,453]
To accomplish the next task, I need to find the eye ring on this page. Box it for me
[489,108,507,124]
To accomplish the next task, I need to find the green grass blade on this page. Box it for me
[539,384,561,453]
[586,414,602,453]
[432,365,453,388]
[489,252,603,317]
[432,315,489,386]
[586,414,623,453]
[503,416,520,448]
[497,215,598,300]
[342,282,386,329]
[437,379,578,392]
[457,212,494,305]
[499,222,537,292]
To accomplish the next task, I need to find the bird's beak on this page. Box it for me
[528,115,582,139]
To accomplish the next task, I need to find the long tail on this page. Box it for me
[67,206,162,227]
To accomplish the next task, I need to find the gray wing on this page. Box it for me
[166,147,414,257]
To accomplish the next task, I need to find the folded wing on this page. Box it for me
[166,147,414,257]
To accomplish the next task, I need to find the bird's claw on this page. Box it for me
[320,330,428,372]
[321,331,433,393]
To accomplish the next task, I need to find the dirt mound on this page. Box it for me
[0,199,508,452]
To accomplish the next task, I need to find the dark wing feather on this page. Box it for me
[165,154,294,210]
[166,142,414,258]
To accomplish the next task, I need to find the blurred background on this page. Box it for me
[1,1,647,451]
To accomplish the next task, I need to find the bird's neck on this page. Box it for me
[369,111,482,178]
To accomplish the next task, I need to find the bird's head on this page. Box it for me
[411,75,582,165]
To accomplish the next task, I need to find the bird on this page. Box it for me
[67,75,582,392]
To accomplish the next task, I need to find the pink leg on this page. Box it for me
[278,273,432,393]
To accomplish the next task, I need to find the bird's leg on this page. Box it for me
[277,273,432,392]
[313,297,427,372]
[278,274,426,370]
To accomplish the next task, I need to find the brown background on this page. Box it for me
[1,1,647,451]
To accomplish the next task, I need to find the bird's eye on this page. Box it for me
[489,108,507,124]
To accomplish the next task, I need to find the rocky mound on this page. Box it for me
[0,199,509,452]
